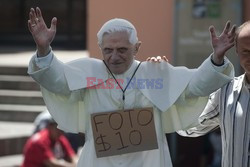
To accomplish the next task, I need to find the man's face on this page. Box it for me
[237,26,250,77]
[100,31,140,74]
[49,124,63,141]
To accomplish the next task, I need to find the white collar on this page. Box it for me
[112,60,140,79]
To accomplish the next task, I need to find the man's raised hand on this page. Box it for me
[28,7,57,57]
[210,21,236,65]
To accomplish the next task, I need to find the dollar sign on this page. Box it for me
[95,134,111,152]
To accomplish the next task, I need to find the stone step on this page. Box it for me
[0,154,23,167]
[0,89,44,105]
[0,50,88,158]
[0,66,28,76]
[0,104,46,122]
[0,121,34,156]
[0,121,34,139]
[0,75,40,90]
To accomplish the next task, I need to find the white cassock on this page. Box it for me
[28,51,234,167]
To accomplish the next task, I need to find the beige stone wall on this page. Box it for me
[87,0,174,61]
[173,0,243,76]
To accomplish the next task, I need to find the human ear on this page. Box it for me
[134,41,142,54]
[98,43,102,49]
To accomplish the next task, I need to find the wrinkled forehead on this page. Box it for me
[101,32,131,49]
[237,28,250,50]
[238,24,250,40]
[102,31,130,41]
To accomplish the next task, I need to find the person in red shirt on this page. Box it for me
[21,112,77,167]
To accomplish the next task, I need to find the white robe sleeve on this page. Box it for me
[28,53,85,133]
[28,52,108,133]
[161,56,234,133]
[40,88,86,133]
[186,55,233,97]
[28,53,71,95]
[176,89,221,137]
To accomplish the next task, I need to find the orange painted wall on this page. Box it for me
[87,0,174,62]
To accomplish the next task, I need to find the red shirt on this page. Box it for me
[21,129,75,167]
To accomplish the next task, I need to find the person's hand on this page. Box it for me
[210,21,236,65]
[146,56,168,63]
[28,7,57,57]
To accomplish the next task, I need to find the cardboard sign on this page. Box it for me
[91,107,158,158]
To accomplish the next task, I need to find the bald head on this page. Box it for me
[236,21,250,50]
[97,18,138,45]
[235,21,250,78]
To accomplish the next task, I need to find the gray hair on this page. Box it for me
[97,18,138,45]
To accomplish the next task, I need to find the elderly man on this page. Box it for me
[28,7,235,167]
[178,21,250,167]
